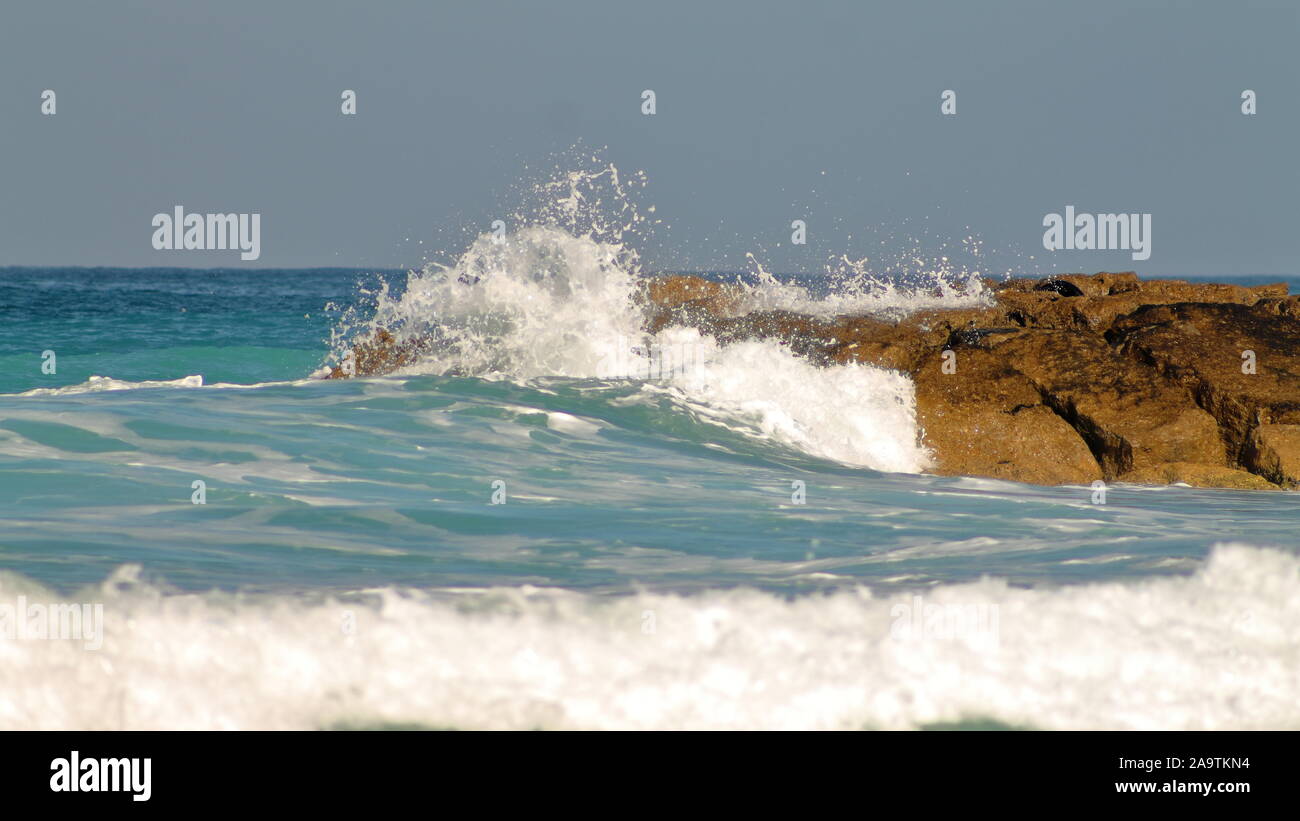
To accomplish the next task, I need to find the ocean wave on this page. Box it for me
[1,543,1295,730]
[327,218,961,471]
[17,374,206,396]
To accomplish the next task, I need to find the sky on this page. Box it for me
[1,0,1296,278]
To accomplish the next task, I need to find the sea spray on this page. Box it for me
[646,329,930,473]
[325,157,992,472]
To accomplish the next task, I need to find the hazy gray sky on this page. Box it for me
[1,0,1296,277]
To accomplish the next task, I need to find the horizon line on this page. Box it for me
[0,265,1295,280]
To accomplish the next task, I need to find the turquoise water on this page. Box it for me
[1,265,1297,731]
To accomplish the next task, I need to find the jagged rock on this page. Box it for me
[995,272,1141,297]
[1033,278,1086,297]
[1250,295,1300,320]
[325,328,431,379]
[642,275,745,333]
[643,274,744,312]
[973,330,1226,478]
[992,276,1287,332]
[1109,302,1300,462]
[912,347,1102,485]
[1241,425,1300,488]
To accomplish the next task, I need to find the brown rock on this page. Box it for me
[994,290,1097,330]
[642,275,745,334]
[977,330,1226,478]
[828,308,1001,373]
[1134,279,1266,305]
[1250,295,1300,321]
[1109,302,1300,461]
[992,274,1288,332]
[643,274,743,312]
[996,272,1140,297]
[913,347,1101,485]
[325,328,431,379]
[1247,282,1291,300]
[1119,462,1278,490]
[1241,424,1300,488]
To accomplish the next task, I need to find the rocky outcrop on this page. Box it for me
[1117,462,1277,491]
[330,271,1300,489]
[976,330,1225,478]
[1107,303,1300,463]
[910,346,1103,486]
[1242,425,1300,488]
[640,272,1299,489]
[324,328,432,379]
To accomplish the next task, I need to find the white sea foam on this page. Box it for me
[17,374,205,396]
[646,329,929,473]
[1,543,1296,730]
[334,193,954,472]
[371,226,648,379]
[11,375,309,397]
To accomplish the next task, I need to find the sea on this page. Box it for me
[1,239,1297,730]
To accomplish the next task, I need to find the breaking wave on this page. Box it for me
[2,543,1295,730]
[324,161,990,474]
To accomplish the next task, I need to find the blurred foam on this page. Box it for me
[2,544,1295,730]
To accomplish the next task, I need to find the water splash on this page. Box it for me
[321,155,992,472]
